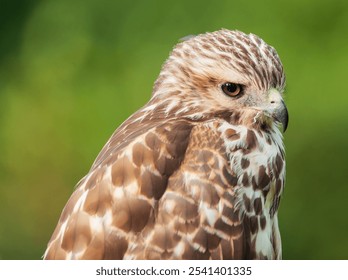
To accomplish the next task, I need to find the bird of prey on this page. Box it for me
[44,29,288,260]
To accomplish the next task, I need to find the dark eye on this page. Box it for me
[221,82,242,97]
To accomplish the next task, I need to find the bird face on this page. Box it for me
[214,79,288,132]
[153,29,288,132]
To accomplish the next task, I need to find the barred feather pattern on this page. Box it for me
[44,29,287,260]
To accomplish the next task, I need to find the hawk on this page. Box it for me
[44,29,288,260]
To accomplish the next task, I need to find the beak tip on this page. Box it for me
[282,113,289,133]
[283,123,288,133]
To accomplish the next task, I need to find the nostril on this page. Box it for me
[270,101,275,104]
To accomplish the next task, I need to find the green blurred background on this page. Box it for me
[1,0,347,259]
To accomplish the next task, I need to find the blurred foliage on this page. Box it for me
[0,0,348,259]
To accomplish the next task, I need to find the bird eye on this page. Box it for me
[221,82,242,97]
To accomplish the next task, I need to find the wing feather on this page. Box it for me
[44,108,193,259]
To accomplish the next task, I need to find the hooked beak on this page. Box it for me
[273,100,289,132]
[268,89,289,132]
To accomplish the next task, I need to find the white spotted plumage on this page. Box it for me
[218,120,285,259]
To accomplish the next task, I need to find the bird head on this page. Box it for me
[152,29,288,132]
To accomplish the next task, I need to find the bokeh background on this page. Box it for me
[1,0,348,259]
